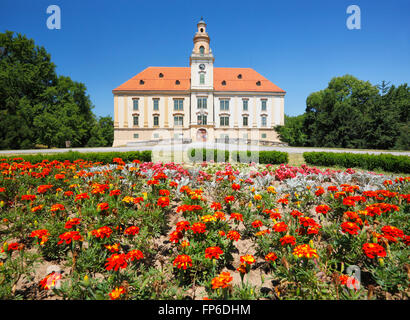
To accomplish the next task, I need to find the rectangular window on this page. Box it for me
[261,115,267,127]
[200,73,205,85]
[133,115,139,126]
[243,116,248,127]
[261,100,267,111]
[133,133,139,139]
[153,116,159,126]
[197,97,207,109]
[174,115,183,126]
[220,99,229,111]
[174,99,183,111]
[243,100,248,111]
[197,114,207,125]
[133,99,139,111]
[261,133,267,139]
[153,99,159,111]
[153,133,159,139]
[220,116,229,126]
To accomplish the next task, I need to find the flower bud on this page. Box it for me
[83,275,90,287]
[378,258,384,267]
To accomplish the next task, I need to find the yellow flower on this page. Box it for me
[201,215,216,223]
[254,194,262,201]
[250,187,255,193]
[122,196,134,203]
[267,186,276,194]
[142,192,148,200]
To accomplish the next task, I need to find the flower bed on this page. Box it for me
[0,157,409,300]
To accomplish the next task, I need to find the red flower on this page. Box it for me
[211,272,233,289]
[75,193,89,202]
[176,221,190,232]
[109,286,126,300]
[381,225,404,242]
[205,246,223,259]
[124,226,140,236]
[226,230,241,241]
[229,212,243,222]
[211,202,222,210]
[65,218,81,229]
[341,222,360,235]
[109,189,121,197]
[251,220,263,229]
[57,231,83,245]
[315,205,330,214]
[315,187,325,196]
[91,226,112,239]
[224,195,235,203]
[169,230,183,243]
[21,194,36,201]
[105,253,128,271]
[157,196,170,207]
[97,202,109,211]
[231,183,241,191]
[30,229,50,245]
[240,254,255,265]
[277,197,289,205]
[191,222,206,234]
[280,235,296,246]
[290,210,303,218]
[362,243,386,259]
[64,191,74,197]
[272,221,288,233]
[126,249,144,261]
[173,254,193,270]
[159,189,170,196]
[37,184,53,194]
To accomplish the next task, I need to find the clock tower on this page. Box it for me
[190,18,214,90]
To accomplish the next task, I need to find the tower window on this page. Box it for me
[200,28,204,32]
[174,115,183,126]
[221,80,226,86]
[153,116,159,126]
[200,73,205,84]
[199,46,204,55]
[261,115,267,127]
[197,114,207,125]
[220,116,229,126]
[159,73,164,78]
[133,115,139,126]
[243,100,248,111]
[133,99,139,111]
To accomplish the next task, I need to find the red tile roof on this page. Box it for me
[113,66,285,93]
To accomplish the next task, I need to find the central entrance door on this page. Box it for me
[196,129,207,142]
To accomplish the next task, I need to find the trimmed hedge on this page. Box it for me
[188,148,230,162]
[188,149,288,164]
[303,151,410,174]
[231,150,288,164]
[0,150,152,164]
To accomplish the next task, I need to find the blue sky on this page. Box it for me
[1,0,409,118]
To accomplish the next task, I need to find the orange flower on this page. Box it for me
[205,246,223,260]
[341,222,360,235]
[292,244,318,259]
[213,211,226,221]
[236,263,248,274]
[280,235,296,246]
[75,193,89,202]
[37,184,53,194]
[265,252,278,262]
[109,286,125,300]
[109,189,121,197]
[159,189,170,196]
[169,230,183,243]
[251,220,263,229]
[315,205,330,214]
[173,254,193,270]
[211,202,222,210]
[211,272,233,289]
[240,254,255,265]
[231,183,241,191]
[176,221,190,232]
[50,204,65,212]
[105,243,121,253]
[229,212,243,222]
[31,204,44,213]
[30,229,50,245]
[381,225,404,242]
[21,194,36,201]
[224,195,235,203]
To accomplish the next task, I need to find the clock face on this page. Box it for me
[199,64,205,70]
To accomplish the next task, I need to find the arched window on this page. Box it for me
[199,46,205,55]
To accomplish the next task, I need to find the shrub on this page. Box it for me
[303,152,410,173]
[188,149,229,162]
[231,150,288,164]
[0,150,152,164]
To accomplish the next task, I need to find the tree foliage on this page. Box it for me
[0,31,113,149]
[277,75,409,150]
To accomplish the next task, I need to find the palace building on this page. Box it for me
[112,19,285,147]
